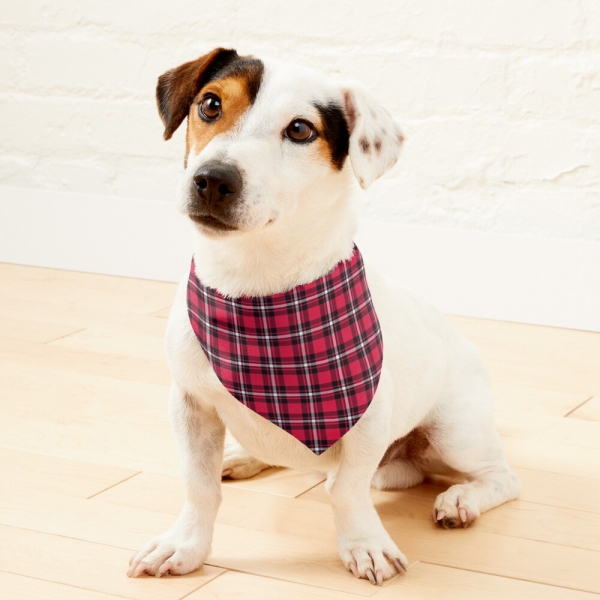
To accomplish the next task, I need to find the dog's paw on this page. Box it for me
[127,529,210,578]
[222,441,269,480]
[433,483,480,529]
[338,537,407,585]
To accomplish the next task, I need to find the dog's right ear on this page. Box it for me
[156,48,239,140]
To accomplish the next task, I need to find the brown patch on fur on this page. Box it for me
[359,136,371,154]
[156,49,263,156]
[374,139,382,154]
[187,75,255,155]
[343,90,357,133]
[156,48,239,140]
[378,428,430,468]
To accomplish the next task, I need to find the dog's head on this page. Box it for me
[157,48,404,236]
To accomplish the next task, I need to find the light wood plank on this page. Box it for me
[448,316,600,396]
[191,570,368,600]
[537,417,600,450]
[0,296,170,339]
[514,467,600,514]
[0,361,169,423]
[0,447,137,499]
[502,436,600,479]
[0,263,177,316]
[51,323,167,361]
[0,315,81,343]
[0,525,223,600]
[0,572,125,600]
[0,360,178,474]
[503,437,600,479]
[373,562,600,600]
[0,413,180,476]
[568,396,600,421]
[492,383,588,438]
[475,499,600,551]
[0,337,170,385]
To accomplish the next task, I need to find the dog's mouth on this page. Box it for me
[188,213,237,232]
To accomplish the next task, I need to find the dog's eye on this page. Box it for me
[284,119,315,143]
[199,94,222,121]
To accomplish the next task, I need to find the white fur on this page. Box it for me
[129,54,520,584]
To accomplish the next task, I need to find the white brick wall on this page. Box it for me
[1,0,599,242]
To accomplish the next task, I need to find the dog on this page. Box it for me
[127,48,520,585]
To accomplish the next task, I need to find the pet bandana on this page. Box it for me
[187,246,383,454]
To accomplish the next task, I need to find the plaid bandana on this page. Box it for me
[187,246,383,454]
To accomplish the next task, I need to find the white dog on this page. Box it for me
[128,48,520,585]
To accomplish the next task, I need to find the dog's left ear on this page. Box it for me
[156,47,239,140]
[341,83,404,189]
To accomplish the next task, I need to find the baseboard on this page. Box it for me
[1,185,599,332]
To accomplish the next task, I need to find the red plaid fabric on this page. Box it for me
[187,246,383,455]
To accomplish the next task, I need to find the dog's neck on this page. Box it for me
[191,189,356,298]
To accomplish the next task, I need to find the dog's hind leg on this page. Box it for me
[221,439,271,479]
[371,459,424,490]
[370,428,428,490]
[429,388,520,529]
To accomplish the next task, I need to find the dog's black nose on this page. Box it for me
[193,161,242,206]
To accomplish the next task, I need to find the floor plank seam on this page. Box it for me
[201,563,376,597]
[0,568,134,600]
[514,466,600,482]
[43,327,87,344]
[293,476,327,499]
[502,498,600,516]
[87,471,143,500]
[563,396,595,418]
[2,523,139,553]
[418,559,600,594]
[178,568,230,599]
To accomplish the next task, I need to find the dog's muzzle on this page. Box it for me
[188,160,243,231]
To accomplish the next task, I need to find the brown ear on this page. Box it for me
[156,48,239,140]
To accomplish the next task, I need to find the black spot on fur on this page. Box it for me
[374,139,382,154]
[359,137,371,154]
[314,102,350,170]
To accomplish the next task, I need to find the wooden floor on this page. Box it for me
[1,262,599,600]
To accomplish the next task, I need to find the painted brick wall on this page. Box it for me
[1,0,599,241]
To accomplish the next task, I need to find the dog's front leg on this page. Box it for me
[328,420,408,585]
[128,383,224,577]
